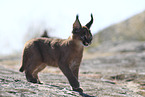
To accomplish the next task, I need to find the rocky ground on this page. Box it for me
[0,42,145,97]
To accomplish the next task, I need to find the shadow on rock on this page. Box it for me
[79,92,96,97]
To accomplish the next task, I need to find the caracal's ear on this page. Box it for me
[85,14,93,29]
[73,15,82,30]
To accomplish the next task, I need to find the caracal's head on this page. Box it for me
[72,14,93,46]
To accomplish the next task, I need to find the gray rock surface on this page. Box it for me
[0,51,145,97]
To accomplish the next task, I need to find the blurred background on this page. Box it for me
[0,0,145,55]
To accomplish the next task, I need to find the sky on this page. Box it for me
[0,0,145,55]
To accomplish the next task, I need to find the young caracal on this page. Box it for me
[19,14,93,92]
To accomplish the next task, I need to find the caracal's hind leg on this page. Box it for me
[25,61,43,84]
[32,64,47,84]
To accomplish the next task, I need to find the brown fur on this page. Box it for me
[19,14,93,92]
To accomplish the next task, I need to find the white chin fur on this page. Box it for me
[80,41,89,47]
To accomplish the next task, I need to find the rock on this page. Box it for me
[0,52,145,97]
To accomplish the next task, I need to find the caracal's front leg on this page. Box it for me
[58,64,83,93]
[71,65,80,80]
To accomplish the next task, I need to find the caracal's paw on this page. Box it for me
[73,87,83,93]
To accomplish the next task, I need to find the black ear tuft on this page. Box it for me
[85,14,93,29]
[91,13,93,19]
[76,14,79,20]
[73,14,82,30]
